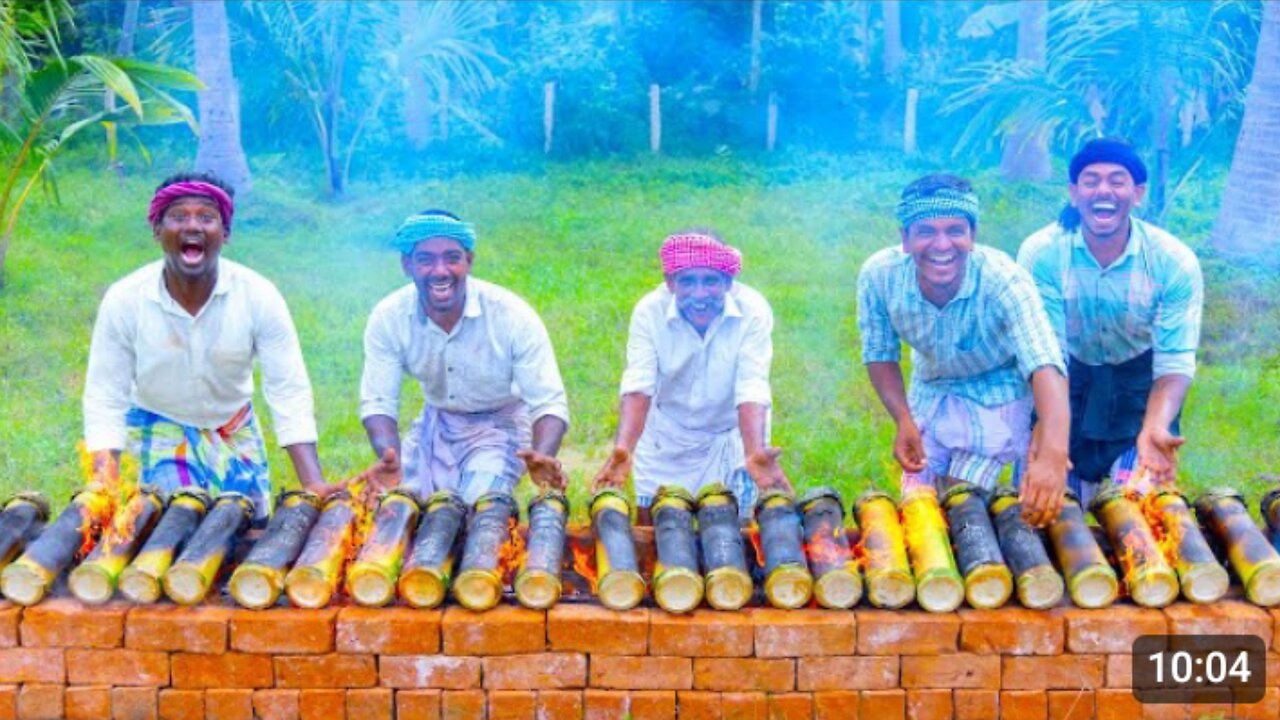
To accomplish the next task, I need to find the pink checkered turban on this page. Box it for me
[147,181,235,231]
[659,232,741,277]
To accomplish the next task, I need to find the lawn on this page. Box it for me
[2,153,1277,519]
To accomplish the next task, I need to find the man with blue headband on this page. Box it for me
[857,174,1070,526]
[358,210,570,500]
[1019,138,1203,506]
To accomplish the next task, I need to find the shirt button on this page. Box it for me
[447,367,453,372]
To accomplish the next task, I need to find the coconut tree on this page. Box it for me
[191,0,251,193]
[1000,1,1050,181]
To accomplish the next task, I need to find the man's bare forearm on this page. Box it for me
[531,415,569,457]
[612,393,652,452]
[1144,374,1191,433]
[738,402,769,456]
[866,362,913,426]
[362,414,401,459]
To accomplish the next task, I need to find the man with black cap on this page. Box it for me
[1018,138,1204,506]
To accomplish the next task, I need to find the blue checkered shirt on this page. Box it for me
[857,245,1066,417]
[1017,218,1203,379]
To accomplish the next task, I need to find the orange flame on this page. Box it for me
[75,441,139,557]
[745,526,765,568]
[805,526,853,569]
[343,476,378,564]
[570,537,598,593]
[496,517,527,586]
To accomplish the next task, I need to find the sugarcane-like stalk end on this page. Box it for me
[654,567,704,614]
[814,568,862,609]
[228,565,283,610]
[0,562,49,606]
[454,569,503,611]
[163,565,211,606]
[1245,563,1280,607]
[398,567,448,609]
[1180,563,1229,604]
[964,564,1013,610]
[916,570,965,613]
[1129,567,1180,608]
[1016,566,1065,609]
[1068,566,1119,609]
[285,566,335,609]
[68,563,116,605]
[704,566,753,611]
[118,568,162,604]
[597,570,646,611]
[867,569,916,609]
[347,564,396,608]
[763,564,813,610]
[514,569,561,610]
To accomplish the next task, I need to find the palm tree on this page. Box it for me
[999,0,1050,181]
[191,0,251,193]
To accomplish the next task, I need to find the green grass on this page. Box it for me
[2,153,1278,518]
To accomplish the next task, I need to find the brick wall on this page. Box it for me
[0,597,1278,719]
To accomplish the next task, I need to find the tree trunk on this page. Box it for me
[191,0,252,193]
[882,0,903,81]
[399,1,430,149]
[1000,0,1051,181]
[105,0,141,111]
[749,0,763,94]
[1213,1,1280,264]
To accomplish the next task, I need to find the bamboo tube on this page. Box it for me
[1090,487,1179,608]
[285,492,358,609]
[1147,490,1228,604]
[695,484,753,611]
[119,489,211,603]
[0,492,51,573]
[514,489,568,610]
[1260,487,1280,556]
[346,489,421,607]
[69,488,164,604]
[1046,490,1118,609]
[163,492,253,605]
[1196,488,1280,606]
[900,487,964,613]
[798,487,861,609]
[454,492,517,611]
[754,491,813,610]
[941,483,1013,610]
[1,486,113,606]
[989,488,1063,609]
[852,489,914,609]
[227,490,323,609]
[651,486,704,614]
[399,491,467,609]
[590,489,645,611]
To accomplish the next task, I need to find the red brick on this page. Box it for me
[251,690,298,720]
[156,689,202,720]
[1186,700,1232,719]
[298,689,344,720]
[0,604,20,648]
[276,653,376,688]
[21,599,127,648]
[1273,609,1280,652]
[489,690,535,719]
[229,607,335,654]
[171,653,273,689]
[1138,706,1186,720]
[337,607,441,654]
[1061,606,1166,654]
[1003,656,1106,690]
[1165,601,1274,645]
[650,610,753,657]
[857,610,958,654]
[1095,689,1142,720]
[0,685,13,720]
[548,605,648,655]
[955,690,998,720]
[65,686,111,720]
[396,690,441,720]
[379,655,481,689]
[901,654,1000,689]
[126,605,230,654]
[111,686,156,720]
[1235,687,1280,720]
[441,690,485,720]
[1000,690,1046,720]
[536,690,582,719]
[67,649,169,686]
[1105,655,1132,688]
[17,685,61,720]
[694,658,795,692]
[484,653,586,689]
[204,689,252,720]
[590,656,692,690]
[679,691,723,720]
[859,690,905,720]
[584,690,628,720]
[813,691,858,720]
[442,606,545,656]
[796,656,899,691]
[347,688,393,720]
[751,608,856,658]
[960,609,1064,655]
[768,692,813,720]
[721,692,767,720]
[906,689,951,720]
[630,690,677,720]
[0,648,64,683]
[1047,690,1094,720]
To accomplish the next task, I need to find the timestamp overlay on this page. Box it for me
[1132,635,1267,704]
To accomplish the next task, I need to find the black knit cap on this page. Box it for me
[1069,137,1148,185]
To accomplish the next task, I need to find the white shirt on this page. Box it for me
[359,278,570,425]
[83,259,318,450]
[620,281,773,433]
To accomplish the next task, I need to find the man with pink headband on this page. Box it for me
[594,230,790,523]
[83,172,336,522]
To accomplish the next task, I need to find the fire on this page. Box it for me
[344,475,378,564]
[496,517,527,586]
[805,526,852,568]
[746,526,765,568]
[901,486,946,558]
[1140,491,1185,565]
[75,441,139,557]
[570,537,598,593]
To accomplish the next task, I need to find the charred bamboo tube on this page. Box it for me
[1046,490,1118,609]
[853,490,914,609]
[900,487,964,613]
[651,486,704,614]
[754,491,813,609]
[346,489,421,607]
[1196,488,1280,606]
[454,492,517,611]
[0,493,51,573]
[514,490,568,609]
[227,490,323,609]
[399,491,468,608]
[1260,487,1280,556]
[1,486,113,605]
[941,483,1013,610]
[1090,487,1180,608]
[798,487,861,609]
[989,488,1064,609]
[285,492,358,609]
[69,489,164,604]
[163,492,253,605]
[695,484,753,611]
[119,489,211,603]
[590,489,646,611]
[1151,490,1228,604]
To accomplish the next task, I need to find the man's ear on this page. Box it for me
[400,253,413,278]
[900,227,909,251]
[1133,184,1148,206]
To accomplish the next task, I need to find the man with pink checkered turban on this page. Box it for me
[593,230,790,524]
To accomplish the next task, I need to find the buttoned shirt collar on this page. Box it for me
[905,255,978,310]
[410,278,484,330]
[1071,220,1144,270]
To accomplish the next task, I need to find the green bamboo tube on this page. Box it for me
[346,489,421,607]
[119,489,211,603]
[285,492,358,609]
[941,483,1013,610]
[399,491,467,609]
[651,486,705,614]
[1090,488,1179,608]
[454,492,517,611]
[69,488,164,604]
[1195,488,1280,606]
[695,484,753,611]
[900,487,964,613]
[163,492,253,605]
[2,486,113,606]
[514,489,569,610]
[1046,490,1118,609]
[590,489,646,611]
[754,491,814,610]
[989,489,1064,609]
[852,489,915,609]
[1151,490,1228,604]
[1262,487,1280,555]
[227,489,323,609]
[798,487,861,609]
[0,492,51,574]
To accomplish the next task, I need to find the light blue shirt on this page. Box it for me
[1017,218,1203,379]
[857,245,1066,417]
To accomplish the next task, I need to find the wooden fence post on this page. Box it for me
[649,84,661,154]
[904,87,919,156]
[544,81,556,154]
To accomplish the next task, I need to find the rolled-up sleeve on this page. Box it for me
[253,283,318,447]
[1152,253,1203,380]
[856,263,901,364]
[999,268,1067,380]
[511,308,570,426]
[734,307,773,408]
[83,289,136,451]
[359,305,406,422]
[619,303,659,397]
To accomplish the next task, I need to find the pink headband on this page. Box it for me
[147,181,234,230]
[660,233,741,277]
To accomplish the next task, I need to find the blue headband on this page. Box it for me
[895,187,980,229]
[392,215,476,253]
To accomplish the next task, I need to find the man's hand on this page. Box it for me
[1136,424,1185,487]
[518,448,567,491]
[592,446,633,492]
[364,447,403,494]
[301,478,347,501]
[1020,438,1068,528]
[745,446,793,494]
[893,420,927,473]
